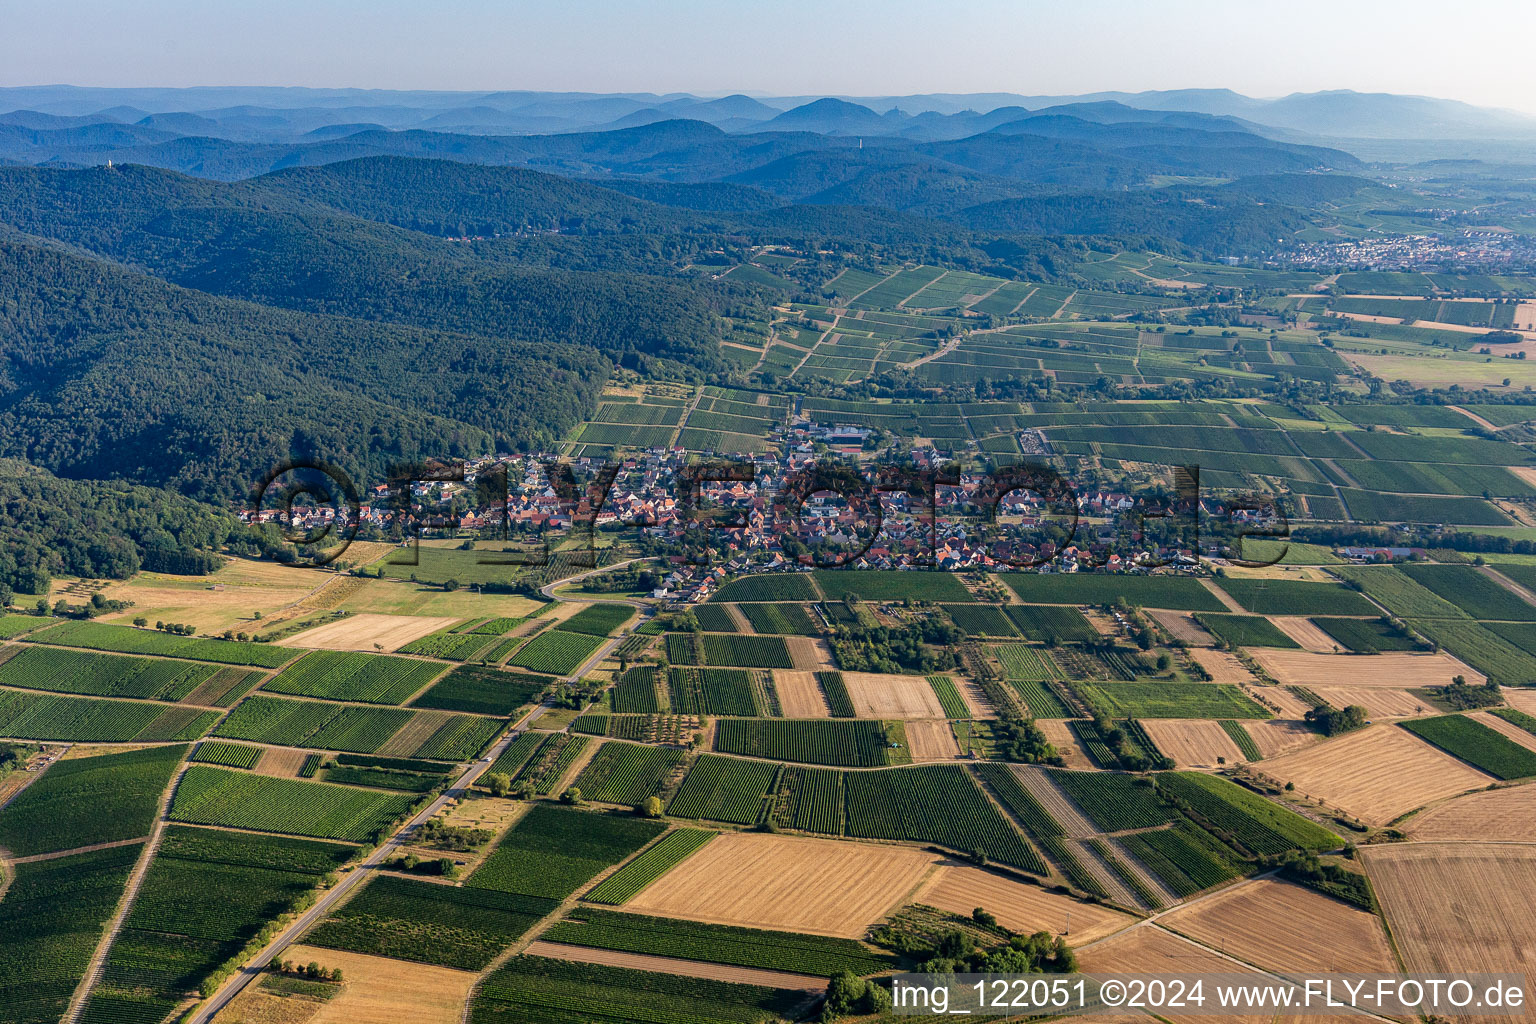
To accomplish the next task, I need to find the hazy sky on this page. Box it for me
[7,0,1536,112]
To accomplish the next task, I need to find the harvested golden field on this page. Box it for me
[1243,719,1320,759]
[1312,686,1430,718]
[1247,684,1314,718]
[1189,648,1256,684]
[523,941,826,990]
[285,613,460,652]
[1363,842,1536,1020]
[273,945,475,1024]
[1272,616,1342,652]
[953,675,996,718]
[1405,783,1536,841]
[904,719,961,760]
[772,670,830,718]
[1258,724,1493,825]
[1140,719,1245,767]
[785,637,834,671]
[1503,687,1536,715]
[1150,611,1214,646]
[623,832,938,938]
[1037,719,1095,769]
[98,557,318,634]
[1471,710,1536,753]
[1078,926,1310,1024]
[1250,649,1484,688]
[254,747,308,777]
[916,864,1134,943]
[1160,877,1397,973]
[841,672,946,718]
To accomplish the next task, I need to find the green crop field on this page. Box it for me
[1000,573,1226,611]
[1310,617,1422,652]
[411,714,503,760]
[213,695,415,753]
[1401,715,1536,780]
[1196,614,1301,648]
[411,664,551,715]
[0,689,207,742]
[715,718,894,767]
[560,603,637,636]
[1003,604,1100,642]
[771,765,844,834]
[1007,678,1072,717]
[584,829,715,904]
[25,620,295,667]
[813,570,972,603]
[262,650,447,704]
[1118,820,1240,897]
[1333,565,1469,618]
[943,603,1018,636]
[305,874,554,970]
[667,667,760,716]
[466,804,666,900]
[0,845,139,1024]
[1155,772,1338,854]
[1399,563,1536,621]
[992,644,1063,681]
[710,574,819,602]
[666,755,778,824]
[0,645,221,701]
[700,633,793,668]
[1077,682,1267,719]
[507,629,605,675]
[611,666,662,713]
[739,602,821,635]
[0,614,54,639]
[1212,578,1377,616]
[545,908,893,977]
[691,604,739,632]
[85,827,355,1020]
[1407,618,1536,683]
[470,954,803,1024]
[190,739,261,769]
[483,730,552,782]
[0,743,185,857]
[844,765,1046,874]
[926,675,970,719]
[169,765,413,840]
[572,741,686,805]
[1221,720,1263,761]
[816,671,856,717]
[1049,769,1175,831]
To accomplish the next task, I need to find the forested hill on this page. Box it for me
[0,164,747,368]
[0,237,608,500]
[245,156,731,236]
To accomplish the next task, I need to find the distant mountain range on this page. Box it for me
[2,85,1532,146]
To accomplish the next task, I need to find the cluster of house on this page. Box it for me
[1282,231,1536,273]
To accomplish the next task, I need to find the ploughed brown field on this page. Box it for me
[621,832,938,938]
[1257,724,1493,825]
[915,864,1134,944]
[1159,877,1397,973]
